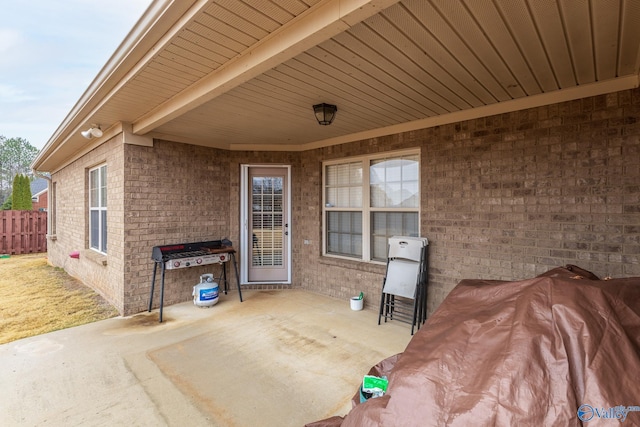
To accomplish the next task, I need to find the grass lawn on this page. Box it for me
[0,253,118,344]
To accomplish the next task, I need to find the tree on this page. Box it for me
[22,175,33,210]
[11,175,21,208]
[10,174,32,210]
[1,194,11,210]
[0,136,39,205]
[24,174,33,209]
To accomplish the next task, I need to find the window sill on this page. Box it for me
[319,256,386,274]
[83,249,107,266]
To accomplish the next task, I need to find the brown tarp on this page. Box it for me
[308,266,640,426]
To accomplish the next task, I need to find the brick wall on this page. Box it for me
[122,140,233,314]
[32,191,47,211]
[420,90,640,314]
[48,136,126,312]
[47,88,640,317]
[295,89,640,316]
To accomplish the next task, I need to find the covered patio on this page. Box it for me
[18,0,640,424]
[30,0,640,319]
[0,290,411,426]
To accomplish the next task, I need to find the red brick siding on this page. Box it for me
[32,191,48,211]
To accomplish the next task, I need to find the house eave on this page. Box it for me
[31,0,196,172]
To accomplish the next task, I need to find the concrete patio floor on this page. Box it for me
[0,290,413,426]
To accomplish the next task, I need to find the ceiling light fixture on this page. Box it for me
[313,103,337,125]
[81,125,103,139]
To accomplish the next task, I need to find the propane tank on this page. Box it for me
[193,273,219,307]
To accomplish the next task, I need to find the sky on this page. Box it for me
[0,0,153,149]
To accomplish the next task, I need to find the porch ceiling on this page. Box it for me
[33,0,640,171]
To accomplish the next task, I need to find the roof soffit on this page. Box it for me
[33,0,640,171]
[132,0,402,134]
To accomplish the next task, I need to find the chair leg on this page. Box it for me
[411,292,419,335]
[378,291,385,325]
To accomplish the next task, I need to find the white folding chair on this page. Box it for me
[378,236,429,334]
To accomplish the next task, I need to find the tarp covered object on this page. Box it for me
[308,266,640,426]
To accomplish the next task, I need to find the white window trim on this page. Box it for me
[322,148,420,263]
[89,164,107,254]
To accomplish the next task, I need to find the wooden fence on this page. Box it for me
[0,211,47,255]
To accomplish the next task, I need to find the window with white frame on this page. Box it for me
[323,150,420,262]
[89,164,107,254]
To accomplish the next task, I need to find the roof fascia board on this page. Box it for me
[133,0,401,135]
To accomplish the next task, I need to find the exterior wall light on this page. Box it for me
[81,125,103,139]
[313,103,337,125]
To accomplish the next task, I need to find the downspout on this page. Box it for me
[32,170,53,240]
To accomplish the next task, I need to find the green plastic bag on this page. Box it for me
[362,375,388,394]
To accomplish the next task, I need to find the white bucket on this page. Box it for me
[350,296,364,311]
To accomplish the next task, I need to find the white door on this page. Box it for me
[241,165,290,283]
